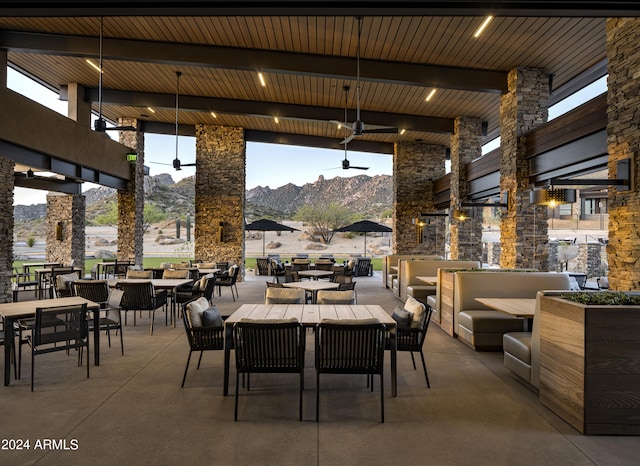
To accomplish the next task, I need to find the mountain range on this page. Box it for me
[14,173,393,223]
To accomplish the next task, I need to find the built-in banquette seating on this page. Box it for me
[382,255,443,290]
[503,290,566,390]
[454,272,571,351]
[399,260,480,303]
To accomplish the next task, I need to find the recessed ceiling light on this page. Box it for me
[474,16,494,38]
[425,89,437,101]
[274,116,279,124]
[147,107,156,113]
[400,129,406,135]
[211,112,217,118]
[86,59,102,73]
[258,72,266,87]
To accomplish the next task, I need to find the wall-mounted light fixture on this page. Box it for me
[531,157,632,206]
[452,199,509,221]
[413,213,448,243]
[55,221,63,241]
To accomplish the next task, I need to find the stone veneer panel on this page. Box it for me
[449,117,483,261]
[0,156,15,303]
[606,18,640,291]
[499,67,550,270]
[393,142,446,255]
[117,119,144,266]
[45,193,85,271]
[194,125,245,277]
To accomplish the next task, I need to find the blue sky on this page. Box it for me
[8,67,606,206]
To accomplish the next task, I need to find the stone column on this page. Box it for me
[45,193,85,271]
[499,67,550,270]
[606,18,640,290]
[67,83,91,127]
[194,125,245,275]
[393,142,447,255]
[449,117,483,261]
[117,118,144,266]
[0,156,14,303]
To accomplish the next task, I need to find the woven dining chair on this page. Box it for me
[315,320,386,422]
[233,319,305,421]
[117,281,168,335]
[387,306,433,388]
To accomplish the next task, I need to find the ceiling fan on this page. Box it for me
[326,85,369,171]
[93,17,135,133]
[330,16,398,145]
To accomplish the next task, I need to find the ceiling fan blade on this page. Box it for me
[180,163,197,167]
[363,127,398,134]
[330,119,350,129]
[349,166,369,170]
[149,161,173,166]
[340,134,355,145]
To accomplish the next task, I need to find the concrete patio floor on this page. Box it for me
[2,272,639,465]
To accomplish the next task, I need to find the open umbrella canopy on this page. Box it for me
[334,220,392,256]
[245,219,299,255]
[334,220,393,234]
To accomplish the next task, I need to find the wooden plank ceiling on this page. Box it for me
[0,15,607,152]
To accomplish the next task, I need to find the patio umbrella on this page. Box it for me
[334,220,392,256]
[245,219,299,256]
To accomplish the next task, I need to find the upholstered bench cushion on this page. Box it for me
[406,285,436,298]
[387,274,397,289]
[457,310,524,333]
[503,332,532,363]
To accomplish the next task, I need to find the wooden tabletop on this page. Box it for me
[225,304,394,327]
[416,276,438,285]
[297,270,335,279]
[107,278,193,289]
[282,281,340,292]
[475,298,536,318]
[0,296,100,319]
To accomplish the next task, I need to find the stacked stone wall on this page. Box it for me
[606,18,640,290]
[45,194,85,271]
[0,156,14,303]
[499,67,550,270]
[393,143,446,255]
[117,119,144,266]
[194,125,245,277]
[449,117,483,261]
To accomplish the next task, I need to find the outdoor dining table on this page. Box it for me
[223,304,398,397]
[282,281,339,303]
[297,269,334,280]
[0,296,101,386]
[475,297,537,330]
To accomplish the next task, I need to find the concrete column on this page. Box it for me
[117,118,144,266]
[449,117,483,261]
[499,67,550,270]
[393,142,447,255]
[606,18,640,290]
[0,156,14,303]
[67,83,91,127]
[194,125,245,275]
[46,193,85,271]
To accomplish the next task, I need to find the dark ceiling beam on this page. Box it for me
[0,30,507,93]
[139,121,394,154]
[14,175,81,194]
[69,87,455,134]
[0,2,639,17]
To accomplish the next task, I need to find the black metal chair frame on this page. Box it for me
[216,266,240,301]
[315,321,386,422]
[388,307,433,388]
[256,258,271,276]
[117,281,168,335]
[354,258,373,277]
[73,281,125,355]
[28,303,89,391]
[233,320,305,421]
[181,300,225,388]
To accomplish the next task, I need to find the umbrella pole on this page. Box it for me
[262,231,266,256]
[364,232,367,257]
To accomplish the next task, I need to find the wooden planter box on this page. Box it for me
[436,270,457,337]
[539,295,640,435]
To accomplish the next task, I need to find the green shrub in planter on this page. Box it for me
[561,291,640,305]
